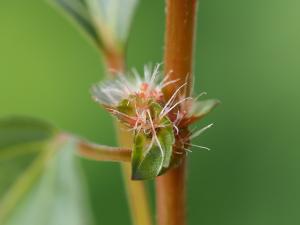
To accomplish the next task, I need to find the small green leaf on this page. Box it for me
[157,120,174,169]
[148,101,175,169]
[0,117,93,225]
[50,0,139,53]
[117,99,134,115]
[85,0,139,52]
[131,102,175,180]
[131,133,163,180]
[188,99,220,121]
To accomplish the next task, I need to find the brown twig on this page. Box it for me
[156,1,198,225]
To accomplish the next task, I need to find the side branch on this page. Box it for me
[77,141,131,162]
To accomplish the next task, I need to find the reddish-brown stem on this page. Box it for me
[156,1,198,225]
[104,50,125,73]
[157,158,187,225]
[163,0,197,100]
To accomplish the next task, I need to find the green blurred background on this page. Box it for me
[1,0,300,224]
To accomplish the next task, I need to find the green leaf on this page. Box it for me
[148,101,175,170]
[0,117,55,202]
[0,117,93,225]
[85,0,139,52]
[157,120,174,169]
[50,0,139,53]
[131,102,175,180]
[50,0,101,46]
[0,117,55,149]
[131,133,163,180]
[188,99,220,121]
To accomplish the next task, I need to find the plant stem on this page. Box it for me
[104,55,153,225]
[104,50,125,73]
[116,124,153,225]
[156,1,198,225]
[163,0,197,99]
[156,158,187,225]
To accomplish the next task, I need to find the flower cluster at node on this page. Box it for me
[91,64,219,180]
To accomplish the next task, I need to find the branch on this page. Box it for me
[77,141,131,162]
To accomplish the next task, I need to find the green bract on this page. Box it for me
[131,102,175,180]
[180,99,220,127]
[188,99,220,119]
[131,132,163,180]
